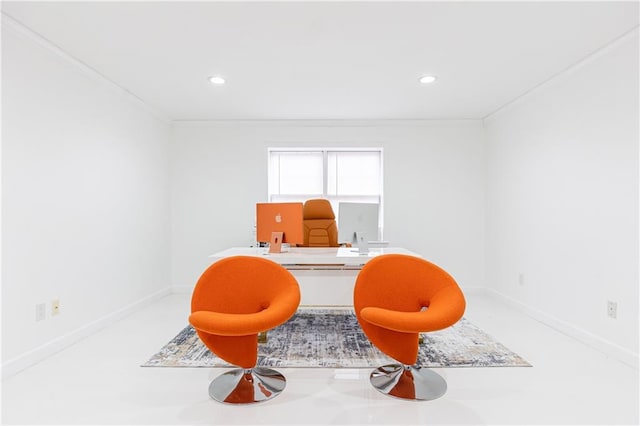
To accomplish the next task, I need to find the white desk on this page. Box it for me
[209,247,420,306]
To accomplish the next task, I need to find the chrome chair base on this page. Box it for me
[208,367,286,404]
[370,364,447,401]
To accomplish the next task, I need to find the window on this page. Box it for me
[268,148,384,236]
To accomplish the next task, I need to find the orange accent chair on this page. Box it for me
[189,255,301,404]
[302,199,339,247]
[353,254,466,400]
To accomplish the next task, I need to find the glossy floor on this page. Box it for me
[2,291,638,425]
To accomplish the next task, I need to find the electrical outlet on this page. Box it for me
[36,303,46,322]
[607,301,617,319]
[52,299,60,316]
[518,273,525,286]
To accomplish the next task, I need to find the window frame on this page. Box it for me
[267,147,384,238]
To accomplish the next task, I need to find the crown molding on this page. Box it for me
[1,12,171,124]
[484,26,639,122]
[171,119,484,128]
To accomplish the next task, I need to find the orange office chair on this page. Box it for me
[189,256,301,404]
[302,199,339,247]
[353,254,466,401]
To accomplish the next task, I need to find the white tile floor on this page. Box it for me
[1,291,638,425]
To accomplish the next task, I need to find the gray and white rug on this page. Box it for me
[142,308,531,368]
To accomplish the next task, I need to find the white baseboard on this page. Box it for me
[172,285,639,367]
[485,288,639,369]
[1,287,172,379]
[170,285,194,294]
[458,286,488,295]
[4,285,636,379]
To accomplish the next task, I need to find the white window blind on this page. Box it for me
[327,150,381,196]
[268,151,324,196]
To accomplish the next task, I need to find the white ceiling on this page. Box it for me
[2,1,638,121]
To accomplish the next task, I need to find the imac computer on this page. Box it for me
[256,202,304,253]
[338,202,380,253]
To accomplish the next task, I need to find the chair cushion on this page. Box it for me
[353,254,466,365]
[189,256,301,368]
[303,199,335,220]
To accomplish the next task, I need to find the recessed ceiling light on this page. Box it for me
[208,76,226,85]
[419,75,437,84]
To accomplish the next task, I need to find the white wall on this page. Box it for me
[484,31,639,363]
[171,121,486,292]
[1,19,172,372]
[4,9,635,376]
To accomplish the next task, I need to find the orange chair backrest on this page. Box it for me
[302,199,339,247]
[353,254,466,365]
[191,256,300,368]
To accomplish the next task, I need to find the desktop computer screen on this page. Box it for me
[337,202,380,244]
[256,202,304,245]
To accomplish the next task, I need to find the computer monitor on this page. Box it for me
[337,202,380,249]
[256,202,304,249]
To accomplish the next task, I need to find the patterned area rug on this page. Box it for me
[142,308,531,368]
